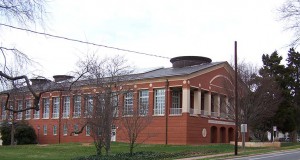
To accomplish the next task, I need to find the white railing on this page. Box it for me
[154,108,165,116]
[190,108,200,115]
[34,113,39,119]
[201,110,209,115]
[220,112,227,118]
[170,108,182,115]
[211,112,218,117]
[52,113,59,119]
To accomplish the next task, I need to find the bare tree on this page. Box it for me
[119,95,153,156]
[279,0,300,47]
[0,0,48,113]
[226,62,282,141]
[0,0,46,26]
[70,54,134,156]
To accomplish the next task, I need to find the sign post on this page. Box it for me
[241,124,247,150]
[273,126,277,142]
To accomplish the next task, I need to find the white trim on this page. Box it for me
[209,75,233,87]
[208,120,235,125]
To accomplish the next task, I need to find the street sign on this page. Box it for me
[241,124,247,133]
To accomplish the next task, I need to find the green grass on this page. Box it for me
[0,142,240,160]
[1,142,299,160]
[0,143,95,160]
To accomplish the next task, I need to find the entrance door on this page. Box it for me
[111,125,116,142]
[111,129,116,141]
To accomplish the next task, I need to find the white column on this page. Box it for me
[225,97,229,117]
[193,90,201,114]
[204,92,211,115]
[214,94,220,117]
[182,87,190,113]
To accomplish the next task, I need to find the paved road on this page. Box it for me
[229,149,300,160]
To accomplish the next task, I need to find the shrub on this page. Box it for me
[14,122,37,145]
[0,121,12,145]
[0,121,37,145]
[71,151,190,160]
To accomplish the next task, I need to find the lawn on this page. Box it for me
[4,142,299,160]
[0,142,239,160]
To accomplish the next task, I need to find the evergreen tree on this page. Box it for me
[286,48,300,135]
[259,51,296,133]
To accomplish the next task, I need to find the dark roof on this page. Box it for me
[135,61,225,80]
[0,61,226,94]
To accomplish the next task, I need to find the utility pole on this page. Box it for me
[234,41,238,155]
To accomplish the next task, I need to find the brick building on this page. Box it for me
[0,56,237,145]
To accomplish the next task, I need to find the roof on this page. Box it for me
[0,61,227,94]
[135,61,225,80]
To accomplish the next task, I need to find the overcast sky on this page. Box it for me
[0,0,292,79]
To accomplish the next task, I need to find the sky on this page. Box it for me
[0,0,293,79]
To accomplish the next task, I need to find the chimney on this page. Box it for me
[30,77,51,85]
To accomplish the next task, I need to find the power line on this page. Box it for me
[0,23,170,59]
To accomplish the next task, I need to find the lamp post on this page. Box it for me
[37,125,40,144]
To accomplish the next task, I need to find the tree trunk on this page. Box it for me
[95,143,102,157]
[10,115,15,145]
[129,143,134,156]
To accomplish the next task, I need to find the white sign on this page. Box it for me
[241,124,247,133]
[273,126,277,131]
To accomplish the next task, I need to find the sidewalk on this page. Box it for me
[177,152,234,160]
[177,148,300,160]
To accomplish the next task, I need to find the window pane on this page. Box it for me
[43,98,49,119]
[139,90,149,116]
[52,97,60,118]
[63,96,70,118]
[123,92,133,116]
[154,89,165,115]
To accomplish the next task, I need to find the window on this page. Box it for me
[2,102,6,120]
[52,97,60,119]
[154,89,165,115]
[74,124,79,136]
[73,96,81,118]
[86,125,91,136]
[16,100,23,120]
[8,101,14,119]
[43,98,50,119]
[111,93,118,117]
[25,100,31,119]
[34,103,40,119]
[123,92,133,116]
[43,125,47,135]
[170,90,181,115]
[62,96,70,118]
[53,125,57,135]
[84,95,93,117]
[63,124,68,136]
[139,90,149,116]
[33,106,40,119]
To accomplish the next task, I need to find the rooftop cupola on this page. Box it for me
[53,75,74,83]
[170,56,212,68]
